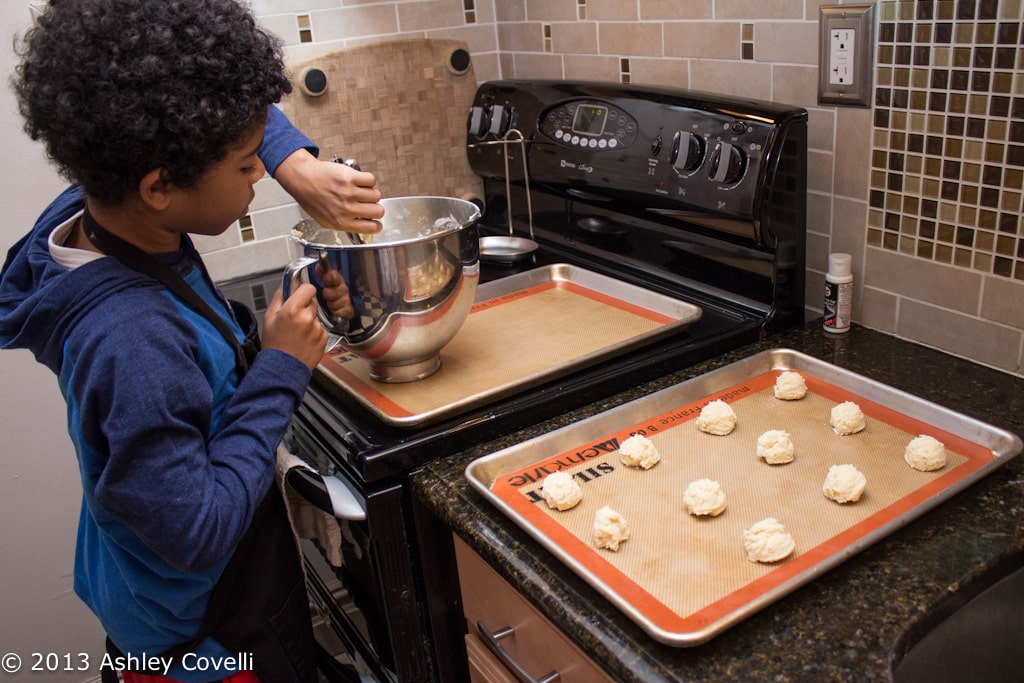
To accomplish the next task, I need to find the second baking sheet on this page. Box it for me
[467,350,1022,646]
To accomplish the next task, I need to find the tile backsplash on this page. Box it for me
[869,0,1023,281]
[198,0,1024,376]
[197,0,501,283]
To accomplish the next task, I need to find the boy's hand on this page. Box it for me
[261,284,327,370]
[275,149,384,234]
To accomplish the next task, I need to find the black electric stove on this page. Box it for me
[255,80,808,683]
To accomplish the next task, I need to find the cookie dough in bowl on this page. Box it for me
[696,399,738,435]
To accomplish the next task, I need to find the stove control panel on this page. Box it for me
[467,81,807,222]
[539,100,639,150]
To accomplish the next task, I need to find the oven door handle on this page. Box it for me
[285,468,367,521]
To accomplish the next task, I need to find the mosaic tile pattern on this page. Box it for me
[869,0,1024,279]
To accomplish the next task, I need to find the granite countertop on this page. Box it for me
[413,322,1024,682]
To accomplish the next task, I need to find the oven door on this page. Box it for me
[284,414,467,683]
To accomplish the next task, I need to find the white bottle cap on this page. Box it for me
[828,253,852,277]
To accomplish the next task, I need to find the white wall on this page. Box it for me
[0,7,107,683]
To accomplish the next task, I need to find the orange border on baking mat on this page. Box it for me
[471,280,678,323]
[317,279,678,418]
[490,370,996,635]
[318,352,415,417]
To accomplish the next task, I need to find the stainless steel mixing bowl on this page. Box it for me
[283,196,481,382]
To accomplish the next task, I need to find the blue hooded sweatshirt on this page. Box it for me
[0,107,317,681]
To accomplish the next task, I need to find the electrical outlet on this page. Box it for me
[829,29,855,85]
[818,5,874,107]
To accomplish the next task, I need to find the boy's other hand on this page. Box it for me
[261,284,327,370]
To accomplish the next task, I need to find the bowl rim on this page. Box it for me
[290,196,481,250]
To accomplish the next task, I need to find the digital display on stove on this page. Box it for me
[572,104,608,136]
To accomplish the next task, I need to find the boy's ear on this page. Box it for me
[138,169,174,211]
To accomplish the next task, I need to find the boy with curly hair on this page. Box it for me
[2,1,381,681]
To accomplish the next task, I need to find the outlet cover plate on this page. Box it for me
[818,4,875,107]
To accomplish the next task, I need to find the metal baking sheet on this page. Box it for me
[465,349,1023,647]
[315,264,702,427]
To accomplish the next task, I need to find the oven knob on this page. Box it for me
[670,131,705,172]
[650,134,663,157]
[709,141,747,184]
[467,105,490,138]
[489,104,511,136]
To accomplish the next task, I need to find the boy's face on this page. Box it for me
[173,122,266,237]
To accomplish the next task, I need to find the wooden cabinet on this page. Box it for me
[454,535,616,683]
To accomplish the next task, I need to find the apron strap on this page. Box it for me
[81,209,257,375]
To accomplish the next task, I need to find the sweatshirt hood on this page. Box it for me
[0,185,152,373]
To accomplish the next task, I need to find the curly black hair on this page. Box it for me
[13,0,292,205]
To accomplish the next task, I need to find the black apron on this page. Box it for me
[84,210,316,683]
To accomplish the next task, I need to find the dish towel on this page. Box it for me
[276,444,344,568]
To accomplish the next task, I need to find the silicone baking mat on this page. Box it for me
[316,264,701,427]
[466,349,1023,646]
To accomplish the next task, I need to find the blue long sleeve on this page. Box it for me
[260,105,318,174]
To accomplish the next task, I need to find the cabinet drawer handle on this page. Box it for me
[477,620,561,683]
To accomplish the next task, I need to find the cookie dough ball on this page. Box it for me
[830,401,866,435]
[683,478,727,517]
[904,434,947,472]
[822,464,867,503]
[540,470,583,511]
[618,434,661,470]
[756,429,795,465]
[774,371,808,400]
[593,505,629,551]
[742,517,796,563]
[696,399,737,435]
